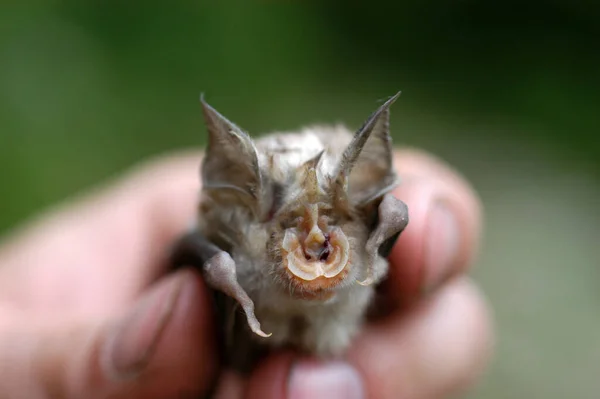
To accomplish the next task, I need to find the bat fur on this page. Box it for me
[171,92,409,374]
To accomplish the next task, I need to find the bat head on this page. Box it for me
[198,93,401,301]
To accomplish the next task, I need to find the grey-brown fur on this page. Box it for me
[171,93,409,373]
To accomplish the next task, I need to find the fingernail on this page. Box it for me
[422,201,460,295]
[288,360,365,399]
[104,278,184,379]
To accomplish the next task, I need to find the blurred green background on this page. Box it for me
[1,2,598,398]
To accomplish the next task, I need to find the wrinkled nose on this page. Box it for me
[303,241,331,262]
[303,224,331,262]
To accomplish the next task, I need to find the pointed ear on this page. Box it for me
[334,92,401,205]
[200,96,262,201]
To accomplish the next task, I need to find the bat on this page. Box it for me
[171,92,409,374]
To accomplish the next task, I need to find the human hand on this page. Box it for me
[0,148,491,399]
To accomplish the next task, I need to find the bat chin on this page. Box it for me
[293,287,338,301]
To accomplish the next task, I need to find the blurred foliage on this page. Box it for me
[0,2,598,398]
[1,2,598,231]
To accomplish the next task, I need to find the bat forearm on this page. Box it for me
[170,229,222,270]
[170,230,270,337]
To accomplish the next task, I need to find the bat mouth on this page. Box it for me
[281,211,350,294]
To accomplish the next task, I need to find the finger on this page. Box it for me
[212,371,247,399]
[247,353,365,399]
[348,278,493,399]
[245,278,493,399]
[0,151,203,306]
[245,352,296,398]
[0,147,481,307]
[385,149,483,304]
[0,269,218,399]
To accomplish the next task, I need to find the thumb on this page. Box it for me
[0,270,218,399]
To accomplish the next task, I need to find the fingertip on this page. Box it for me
[245,352,295,399]
[103,269,218,397]
[394,149,484,271]
[287,359,366,399]
[385,149,483,304]
[147,268,218,392]
[0,269,218,399]
[349,278,494,399]
[212,370,247,399]
[246,352,368,399]
[385,180,437,304]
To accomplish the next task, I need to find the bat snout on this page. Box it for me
[280,225,351,296]
[303,234,332,263]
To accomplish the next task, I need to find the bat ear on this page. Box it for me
[333,92,401,205]
[200,95,262,201]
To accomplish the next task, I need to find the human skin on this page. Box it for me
[0,148,492,399]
